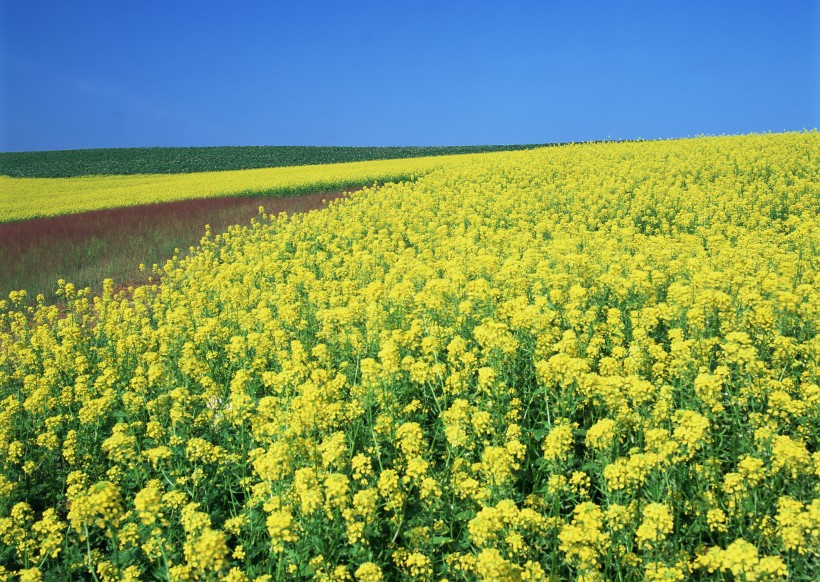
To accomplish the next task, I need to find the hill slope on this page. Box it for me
[1,132,819,580]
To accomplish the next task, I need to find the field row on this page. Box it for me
[0,144,550,179]
[0,152,509,223]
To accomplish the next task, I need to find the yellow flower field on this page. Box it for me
[0,153,492,223]
[1,132,819,580]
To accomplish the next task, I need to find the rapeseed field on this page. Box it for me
[0,154,489,222]
[1,132,818,580]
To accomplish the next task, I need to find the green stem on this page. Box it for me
[84,525,102,582]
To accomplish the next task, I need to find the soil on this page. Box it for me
[0,187,359,251]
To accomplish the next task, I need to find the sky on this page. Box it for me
[1,1,818,152]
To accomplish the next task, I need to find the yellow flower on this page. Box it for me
[635,503,674,550]
[559,502,610,570]
[293,468,323,515]
[351,453,374,484]
[18,568,43,582]
[396,422,426,458]
[184,527,230,574]
[585,418,617,451]
[223,568,251,582]
[402,551,432,579]
[774,496,820,554]
[480,445,518,487]
[671,409,710,460]
[134,480,164,526]
[100,425,138,465]
[770,435,811,478]
[542,418,576,463]
[324,473,351,517]
[30,508,65,559]
[142,446,173,468]
[644,562,685,581]
[67,481,123,532]
[266,508,297,553]
[2,131,819,580]
[223,515,248,536]
[474,548,521,581]
[319,431,348,469]
[706,508,728,534]
[354,562,383,582]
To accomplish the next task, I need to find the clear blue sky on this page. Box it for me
[1,1,818,152]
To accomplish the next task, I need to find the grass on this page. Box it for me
[0,189,354,302]
[0,143,552,178]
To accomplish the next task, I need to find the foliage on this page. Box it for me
[1,131,819,580]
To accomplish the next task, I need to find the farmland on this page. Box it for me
[0,144,550,179]
[1,132,819,580]
[1,151,518,301]
[0,150,510,301]
[0,188,355,304]
[1,154,495,223]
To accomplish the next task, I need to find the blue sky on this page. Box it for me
[1,1,818,151]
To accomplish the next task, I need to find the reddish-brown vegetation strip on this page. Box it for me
[0,188,357,302]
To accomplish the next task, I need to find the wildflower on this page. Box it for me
[354,562,384,582]
[67,481,123,532]
[644,562,685,581]
[635,503,674,550]
[402,551,432,579]
[351,453,374,484]
[604,503,633,532]
[378,469,404,512]
[559,502,610,571]
[30,508,65,559]
[474,548,520,581]
[293,468,323,515]
[18,568,43,582]
[184,527,230,574]
[585,418,617,451]
[324,473,351,517]
[481,445,518,487]
[101,426,138,465]
[411,474,438,502]
[224,568,251,582]
[441,399,472,448]
[320,431,348,469]
[252,441,292,482]
[774,496,820,554]
[266,508,298,553]
[142,446,173,468]
[706,508,728,533]
[396,422,425,457]
[134,480,164,525]
[569,471,591,497]
[770,435,811,478]
[671,409,710,459]
[542,418,576,463]
[223,515,248,536]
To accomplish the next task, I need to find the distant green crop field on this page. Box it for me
[0,144,552,178]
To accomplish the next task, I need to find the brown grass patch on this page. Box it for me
[1,188,357,302]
